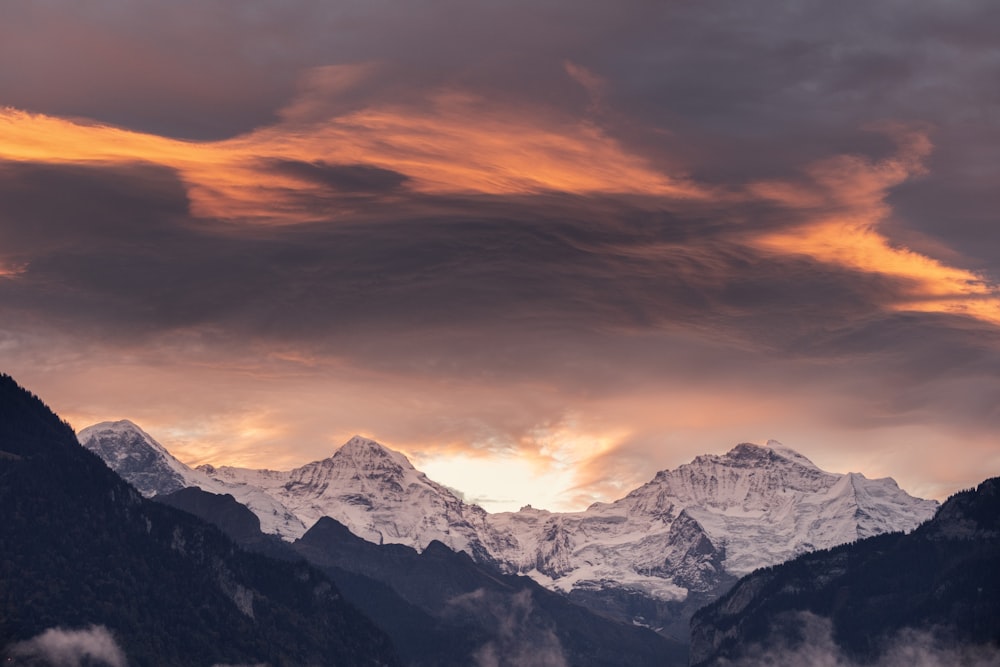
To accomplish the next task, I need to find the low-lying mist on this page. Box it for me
[447,588,569,667]
[717,612,1000,667]
[4,626,126,667]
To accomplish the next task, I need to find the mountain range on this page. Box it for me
[79,420,939,639]
[9,376,683,666]
[158,485,682,666]
[6,373,996,665]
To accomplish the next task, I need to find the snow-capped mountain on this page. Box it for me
[78,420,307,539]
[79,422,938,617]
[198,435,510,562]
[488,441,939,601]
[689,475,1000,666]
[79,420,196,497]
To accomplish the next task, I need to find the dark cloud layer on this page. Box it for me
[263,160,410,194]
[3,1,996,267]
[1,0,998,506]
[0,161,907,341]
[2,159,998,437]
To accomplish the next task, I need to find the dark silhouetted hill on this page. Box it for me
[0,373,398,666]
[690,477,1000,666]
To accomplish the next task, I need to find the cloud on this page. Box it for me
[3,0,998,198]
[747,123,1000,327]
[447,589,568,667]
[5,625,127,667]
[262,159,409,194]
[714,611,1000,667]
[1,150,999,508]
[0,87,701,225]
[2,0,1000,509]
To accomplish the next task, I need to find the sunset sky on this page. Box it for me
[2,0,999,511]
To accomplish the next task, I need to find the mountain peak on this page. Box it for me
[332,435,415,471]
[79,418,148,439]
[342,434,387,452]
[78,419,170,457]
[78,419,188,497]
[723,440,819,470]
[723,442,778,465]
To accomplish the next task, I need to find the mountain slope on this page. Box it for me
[199,435,510,562]
[0,374,399,666]
[84,420,938,638]
[79,420,307,539]
[486,441,938,636]
[157,486,276,548]
[494,441,938,578]
[159,485,687,666]
[690,477,1000,666]
[296,517,687,667]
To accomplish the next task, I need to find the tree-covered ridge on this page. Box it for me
[690,477,1000,666]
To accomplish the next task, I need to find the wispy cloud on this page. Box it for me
[447,589,569,667]
[713,611,1000,667]
[5,625,127,667]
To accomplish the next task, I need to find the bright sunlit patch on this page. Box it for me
[415,422,629,512]
[0,260,27,278]
[418,454,577,513]
[158,412,293,469]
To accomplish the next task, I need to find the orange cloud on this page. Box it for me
[748,124,1000,326]
[0,71,703,224]
[415,420,630,511]
[0,260,27,278]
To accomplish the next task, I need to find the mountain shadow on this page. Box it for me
[159,484,688,666]
[297,516,689,667]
